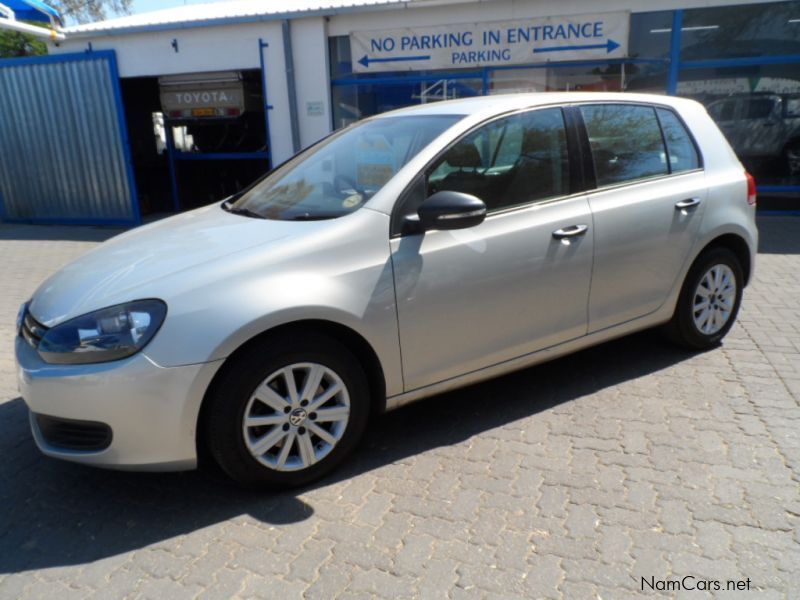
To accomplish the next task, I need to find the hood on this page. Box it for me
[29,203,298,326]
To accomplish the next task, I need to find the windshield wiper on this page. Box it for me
[288,213,342,221]
[221,201,266,220]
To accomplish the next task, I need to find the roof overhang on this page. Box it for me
[62,0,417,38]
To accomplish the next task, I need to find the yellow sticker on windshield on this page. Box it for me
[342,194,363,209]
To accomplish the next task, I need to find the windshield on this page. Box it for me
[225,115,462,220]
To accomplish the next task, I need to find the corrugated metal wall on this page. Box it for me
[0,51,139,224]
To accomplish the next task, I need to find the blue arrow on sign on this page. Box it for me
[358,54,431,68]
[533,39,621,54]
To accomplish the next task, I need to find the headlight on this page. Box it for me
[37,300,167,365]
[16,301,29,332]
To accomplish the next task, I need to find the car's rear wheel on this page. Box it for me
[664,247,744,350]
[786,141,800,177]
[203,332,370,488]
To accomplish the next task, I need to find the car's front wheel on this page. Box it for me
[664,246,744,350]
[203,332,370,488]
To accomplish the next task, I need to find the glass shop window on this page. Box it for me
[681,1,800,60]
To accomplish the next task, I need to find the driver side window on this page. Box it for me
[426,107,570,212]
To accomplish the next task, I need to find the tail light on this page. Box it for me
[745,171,757,206]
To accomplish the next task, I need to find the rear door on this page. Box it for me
[578,103,707,332]
[707,97,741,151]
[738,96,785,158]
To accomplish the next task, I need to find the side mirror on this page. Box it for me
[410,191,487,233]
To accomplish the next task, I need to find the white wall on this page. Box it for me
[291,17,334,150]
[55,21,269,76]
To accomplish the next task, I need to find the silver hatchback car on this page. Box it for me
[16,93,757,487]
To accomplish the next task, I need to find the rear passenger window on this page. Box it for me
[580,104,668,187]
[656,108,700,174]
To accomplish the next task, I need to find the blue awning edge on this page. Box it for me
[1,0,62,26]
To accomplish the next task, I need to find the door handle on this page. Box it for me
[675,198,701,210]
[552,224,589,239]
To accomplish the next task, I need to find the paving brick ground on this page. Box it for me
[0,216,798,599]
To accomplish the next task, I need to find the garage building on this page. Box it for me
[0,0,798,224]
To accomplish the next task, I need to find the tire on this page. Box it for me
[785,141,800,177]
[203,331,370,488]
[663,247,744,350]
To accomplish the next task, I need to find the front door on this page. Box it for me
[390,107,594,391]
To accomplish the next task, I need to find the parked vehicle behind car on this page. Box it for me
[706,92,800,177]
[16,92,757,487]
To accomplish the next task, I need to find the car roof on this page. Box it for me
[376,92,697,119]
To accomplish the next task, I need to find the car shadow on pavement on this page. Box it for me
[0,330,696,574]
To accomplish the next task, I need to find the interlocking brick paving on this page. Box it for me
[0,216,798,599]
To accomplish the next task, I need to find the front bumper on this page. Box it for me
[16,336,223,471]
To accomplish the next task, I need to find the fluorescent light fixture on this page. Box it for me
[650,25,720,33]
[788,18,800,23]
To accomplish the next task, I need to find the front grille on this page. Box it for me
[34,413,113,452]
[21,311,48,349]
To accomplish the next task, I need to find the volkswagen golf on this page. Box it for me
[16,93,758,487]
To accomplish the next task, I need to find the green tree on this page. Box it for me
[52,0,132,24]
[0,27,47,58]
[0,1,132,57]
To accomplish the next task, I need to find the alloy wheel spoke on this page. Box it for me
[308,422,337,446]
[276,431,296,469]
[314,406,350,423]
[280,367,300,406]
[250,426,288,455]
[301,365,325,402]
[711,309,721,332]
[308,383,343,411]
[713,267,723,289]
[694,298,710,312]
[696,283,712,298]
[255,385,290,412]
[297,431,317,468]
[245,414,286,428]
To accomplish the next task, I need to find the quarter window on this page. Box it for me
[580,104,668,187]
[656,108,700,174]
[427,107,570,211]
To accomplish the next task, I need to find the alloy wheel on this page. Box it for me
[692,264,737,335]
[242,362,350,472]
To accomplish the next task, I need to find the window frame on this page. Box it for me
[390,103,585,237]
[571,101,704,193]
